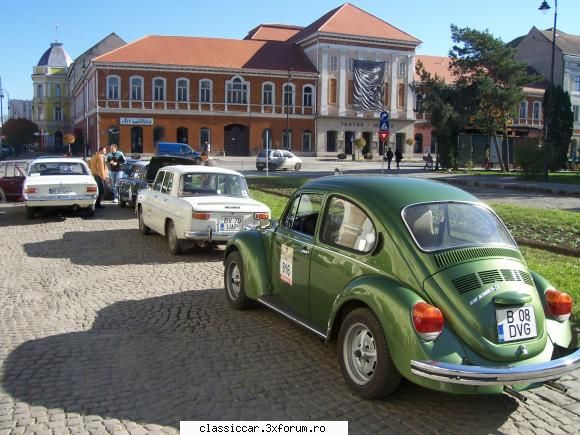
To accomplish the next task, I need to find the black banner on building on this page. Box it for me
[353,60,386,112]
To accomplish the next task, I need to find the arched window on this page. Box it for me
[177,127,188,144]
[262,82,274,106]
[227,76,247,104]
[283,83,295,107]
[283,129,293,149]
[262,128,273,148]
[130,76,143,100]
[303,85,314,108]
[37,84,43,98]
[532,101,541,120]
[519,101,528,119]
[55,84,62,97]
[200,79,212,103]
[153,77,166,101]
[108,126,120,145]
[153,126,165,145]
[176,78,189,102]
[107,75,120,100]
[414,134,423,154]
[200,127,211,147]
[302,130,312,152]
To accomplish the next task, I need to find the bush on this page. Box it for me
[364,153,373,160]
[337,153,347,160]
[516,142,545,176]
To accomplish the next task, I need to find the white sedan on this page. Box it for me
[136,165,271,254]
[23,158,98,219]
[256,149,302,171]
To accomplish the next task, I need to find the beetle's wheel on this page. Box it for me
[224,251,252,310]
[338,308,401,399]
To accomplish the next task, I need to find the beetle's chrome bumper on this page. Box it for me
[410,348,580,386]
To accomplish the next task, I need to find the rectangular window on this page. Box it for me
[131,80,142,100]
[347,80,353,105]
[54,106,62,121]
[519,102,528,119]
[532,102,540,120]
[384,82,389,107]
[154,80,165,101]
[263,86,273,105]
[397,83,405,108]
[108,83,119,100]
[177,81,188,102]
[329,79,337,104]
[303,89,313,107]
[200,82,211,103]
[574,106,580,122]
[330,56,338,72]
[575,76,580,92]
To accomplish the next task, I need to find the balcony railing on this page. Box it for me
[511,117,543,128]
[99,99,315,116]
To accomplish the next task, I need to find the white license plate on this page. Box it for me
[496,306,537,343]
[220,216,242,231]
[49,187,73,194]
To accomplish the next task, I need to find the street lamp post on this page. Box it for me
[285,68,293,150]
[34,129,49,152]
[539,0,557,181]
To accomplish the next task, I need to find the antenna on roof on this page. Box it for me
[55,22,59,42]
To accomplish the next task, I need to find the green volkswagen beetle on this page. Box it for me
[223,176,579,400]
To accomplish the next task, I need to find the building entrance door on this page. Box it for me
[345,131,354,155]
[362,132,372,155]
[224,124,249,156]
[131,127,143,153]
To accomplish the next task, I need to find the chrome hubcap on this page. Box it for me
[343,322,377,385]
[227,262,241,300]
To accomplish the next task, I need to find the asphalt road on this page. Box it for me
[0,189,579,434]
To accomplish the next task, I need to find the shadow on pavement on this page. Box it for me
[2,290,518,432]
[23,229,224,266]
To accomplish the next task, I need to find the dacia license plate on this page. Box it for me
[496,306,537,343]
[220,216,242,231]
[49,187,73,194]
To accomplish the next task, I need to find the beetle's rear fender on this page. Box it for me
[328,276,467,382]
[224,232,270,300]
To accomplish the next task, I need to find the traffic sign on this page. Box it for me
[380,111,389,121]
[379,120,390,131]
[379,131,390,143]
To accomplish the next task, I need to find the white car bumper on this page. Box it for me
[25,194,96,208]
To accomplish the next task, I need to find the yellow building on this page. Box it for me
[32,42,72,152]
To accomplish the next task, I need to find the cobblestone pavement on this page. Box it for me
[0,202,578,435]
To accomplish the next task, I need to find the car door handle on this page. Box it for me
[300,246,310,255]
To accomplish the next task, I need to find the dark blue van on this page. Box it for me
[156,142,202,163]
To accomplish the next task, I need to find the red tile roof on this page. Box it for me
[290,3,420,45]
[93,35,317,73]
[415,55,455,83]
[245,24,302,42]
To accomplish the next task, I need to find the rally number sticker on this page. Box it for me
[280,244,293,285]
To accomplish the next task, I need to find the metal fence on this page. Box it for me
[457,134,540,167]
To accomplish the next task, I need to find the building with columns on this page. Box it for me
[71,3,421,157]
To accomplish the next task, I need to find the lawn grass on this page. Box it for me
[490,203,580,251]
[249,189,288,219]
[461,170,580,185]
[521,247,580,321]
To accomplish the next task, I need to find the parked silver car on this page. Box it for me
[256,149,302,171]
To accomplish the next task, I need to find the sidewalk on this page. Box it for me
[432,174,580,198]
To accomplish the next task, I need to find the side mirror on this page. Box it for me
[259,219,273,230]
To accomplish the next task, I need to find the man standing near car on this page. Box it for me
[106,144,126,203]
[88,146,108,208]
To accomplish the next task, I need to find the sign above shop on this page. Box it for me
[120,117,154,126]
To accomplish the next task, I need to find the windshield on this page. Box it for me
[402,202,515,252]
[179,173,249,198]
[28,162,89,176]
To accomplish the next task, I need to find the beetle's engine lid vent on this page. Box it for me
[434,247,523,269]
[452,269,534,295]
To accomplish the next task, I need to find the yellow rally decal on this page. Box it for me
[280,244,293,285]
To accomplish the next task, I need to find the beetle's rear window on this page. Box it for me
[403,202,515,252]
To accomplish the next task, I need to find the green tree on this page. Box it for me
[543,86,574,170]
[449,25,540,172]
[1,118,39,155]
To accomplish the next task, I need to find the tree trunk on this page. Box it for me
[503,131,510,173]
[492,134,506,172]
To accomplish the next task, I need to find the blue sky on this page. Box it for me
[1,0,578,103]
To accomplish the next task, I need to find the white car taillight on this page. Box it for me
[86,185,98,193]
[192,212,210,220]
[24,187,37,194]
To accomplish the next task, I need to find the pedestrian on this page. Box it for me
[424,151,433,171]
[201,151,217,167]
[106,144,126,203]
[395,148,403,170]
[88,146,108,209]
[205,141,211,154]
[386,148,394,170]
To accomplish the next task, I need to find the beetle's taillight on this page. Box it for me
[192,212,210,220]
[86,185,98,193]
[545,289,572,322]
[254,212,270,220]
[24,187,37,194]
[412,302,444,341]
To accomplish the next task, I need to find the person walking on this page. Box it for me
[88,146,108,209]
[386,148,394,170]
[395,148,403,171]
[106,144,126,203]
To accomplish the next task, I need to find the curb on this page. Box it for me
[440,178,580,198]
